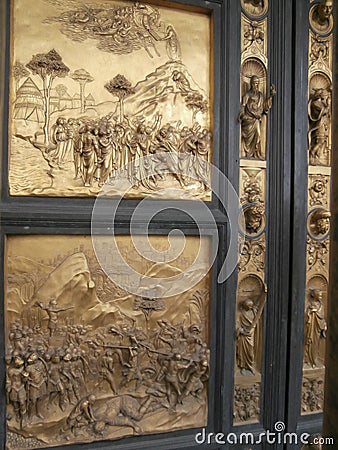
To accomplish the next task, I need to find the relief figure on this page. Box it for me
[236,286,266,375]
[309,208,331,238]
[308,88,331,165]
[304,290,327,368]
[238,75,275,159]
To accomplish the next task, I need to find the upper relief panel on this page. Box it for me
[9,0,213,199]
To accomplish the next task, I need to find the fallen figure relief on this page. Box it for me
[5,237,210,448]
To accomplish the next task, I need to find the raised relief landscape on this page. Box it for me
[9,0,212,198]
[5,235,211,449]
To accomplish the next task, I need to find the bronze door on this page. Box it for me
[0,0,334,449]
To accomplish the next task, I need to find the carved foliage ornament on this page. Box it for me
[239,238,266,273]
[240,167,264,204]
[310,34,330,70]
[309,175,329,207]
[243,19,265,54]
[307,237,329,271]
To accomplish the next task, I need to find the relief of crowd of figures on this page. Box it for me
[19,111,211,195]
[5,236,210,448]
[302,378,324,414]
[10,0,212,198]
[6,0,334,436]
[302,0,333,415]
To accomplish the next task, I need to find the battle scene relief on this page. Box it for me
[9,0,212,199]
[5,235,211,449]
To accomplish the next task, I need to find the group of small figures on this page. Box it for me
[47,114,211,191]
[302,378,324,413]
[234,384,260,422]
[6,317,209,437]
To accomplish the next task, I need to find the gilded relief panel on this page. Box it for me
[303,168,330,414]
[302,0,333,415]
[5,235,211,448]
[235,4,270,424]
[9,0,213,199]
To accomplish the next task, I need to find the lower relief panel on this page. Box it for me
[234,273,266,424]
[5,235,211,449]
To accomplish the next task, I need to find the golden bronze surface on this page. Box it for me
[241,0,268,18]
[308,174,330,208]
[234,381,260,423]
[308,208,331,239]
[308,78,332,166]
[234,9,269,424]
[309,0,334,35]
[241,15,267,66]
[302,0,333,415]
[239,70,275,160]
[9,0,213,199]
[309,33,332,72]
[235,275,266,376]
[302,276,327,414]
[302,377,325,415]
[5,235,211,448]
[303,279,327,370]
[239,236,266,274]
